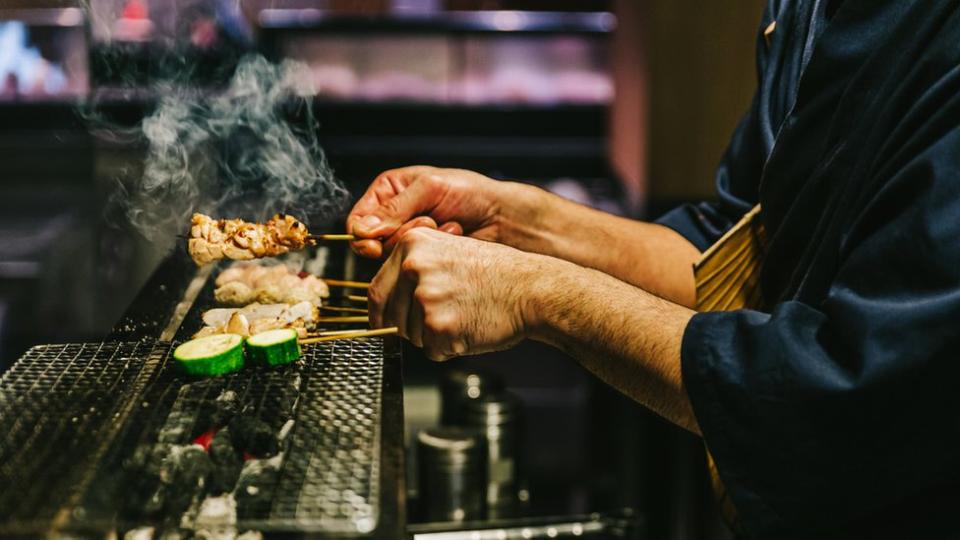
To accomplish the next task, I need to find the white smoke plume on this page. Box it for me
[111,54,348,251]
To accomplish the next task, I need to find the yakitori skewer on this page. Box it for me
[186,213,356,266]
[299,327,398,344]
[316,315,370,324]
[308,328,368,337]
[322,279,370,289]
[308,234,355,242]
[320,305,368,314]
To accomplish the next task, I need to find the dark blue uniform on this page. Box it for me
[658,1,960,537]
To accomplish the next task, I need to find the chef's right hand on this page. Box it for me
[347,166,506,259]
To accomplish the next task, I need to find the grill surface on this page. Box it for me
[0,337,394,537]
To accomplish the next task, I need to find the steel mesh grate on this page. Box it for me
[0,337,390,536]
[0,341,162,528]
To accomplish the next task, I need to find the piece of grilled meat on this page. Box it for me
[188,213,312,266]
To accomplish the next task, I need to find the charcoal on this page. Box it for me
[228,416,279,458]
[233,454,283,519]
[276,374,302,420]
[208,428,243,494]
[120,445,166,521]
[159,445,213,517]
[157,410,195,444]
[193,493,238,540]
[211,390,240,426]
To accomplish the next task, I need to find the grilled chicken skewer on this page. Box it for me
[187,213,354,266]
[188,213,312,266]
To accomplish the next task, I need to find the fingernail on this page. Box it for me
[357,215,382,233]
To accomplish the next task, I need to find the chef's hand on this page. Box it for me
[368,227,547,361]
[347,166,507,259]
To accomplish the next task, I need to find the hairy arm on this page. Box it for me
[495,182,702,308]
[522,255,702,434]
[349,166,701,308]
[368,228,700,433]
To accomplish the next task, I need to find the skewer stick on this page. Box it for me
[309,234,355,241]
[323,279,371,289]
[320,305,368,314]
[316,315,369,324]
[347,295,368,303]
[307,328,370,337]
[300,327,398,344]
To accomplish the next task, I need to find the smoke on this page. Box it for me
[109,54,348,251]
[80,0,348,251]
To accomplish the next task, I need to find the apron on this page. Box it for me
[693,203,766,531]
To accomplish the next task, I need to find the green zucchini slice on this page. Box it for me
[247,328,301,367]
[173,333,245,376]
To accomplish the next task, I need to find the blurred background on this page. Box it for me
[0,1,764,538]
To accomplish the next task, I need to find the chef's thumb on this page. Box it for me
[352,180,435,238]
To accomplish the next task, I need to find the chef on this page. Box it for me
[347,1,960,538]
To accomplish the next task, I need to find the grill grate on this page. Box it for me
[0,337,391,536]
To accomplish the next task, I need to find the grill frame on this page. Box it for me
[0,247,405,539]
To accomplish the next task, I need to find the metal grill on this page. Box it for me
[0,337,392,536]
[0,341,163,531]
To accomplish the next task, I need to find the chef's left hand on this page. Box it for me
[368,227,546,361]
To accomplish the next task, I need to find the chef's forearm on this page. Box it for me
[524,258,701,434]
[495,182,701,308]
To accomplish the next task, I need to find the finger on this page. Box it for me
[367,248,403,328]
[439,221,463,236]
[351,176,441,239]
[384,264,415,340]
[346,174,403,234]
[383,216,438,254]
[406,290,425,348]
[348,174,410,256]
[423,316,457,363]
[351,238,383,259]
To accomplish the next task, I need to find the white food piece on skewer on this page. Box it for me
[215,281,256,305]
[213,262,330,306]
[226,312,249,336]
[203,308,239,328]
[282,301,315,324]
[197,302,318,338]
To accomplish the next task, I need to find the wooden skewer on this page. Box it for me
[300,327,398,344]
[316,315,369,324]
[309,234,355,241]
[323,279,371,289]
[307,328,369,337]
[320,305,368,314]
[347,295,368,303]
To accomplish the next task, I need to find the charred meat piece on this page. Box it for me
[188,213,313,266]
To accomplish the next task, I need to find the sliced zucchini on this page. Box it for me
[246,328,301,367]
[174,333,245,376]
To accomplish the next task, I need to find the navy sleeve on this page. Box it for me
[681,117,960,537]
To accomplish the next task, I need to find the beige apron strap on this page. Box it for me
[693,204,766,531]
